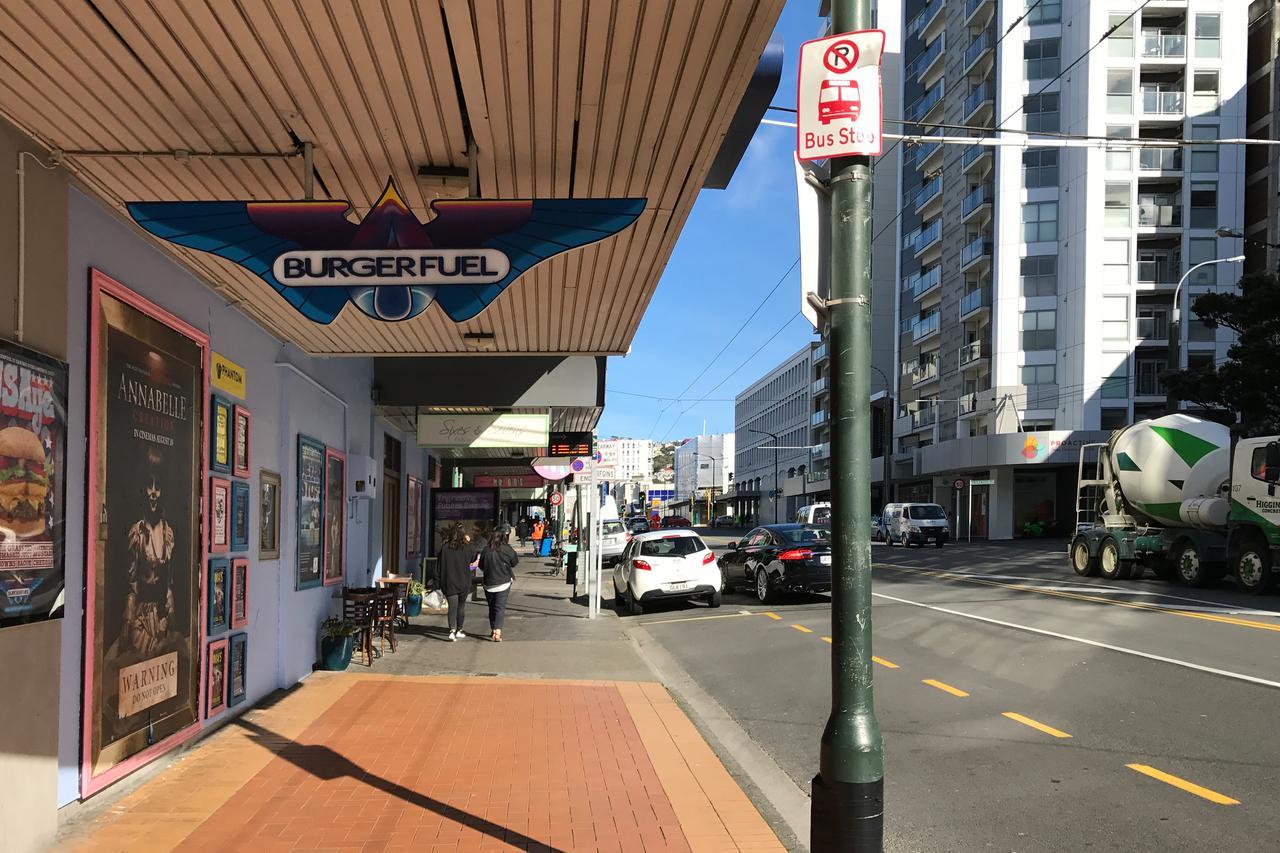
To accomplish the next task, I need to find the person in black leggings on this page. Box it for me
[479,527,519,641]
[437,525,479,641]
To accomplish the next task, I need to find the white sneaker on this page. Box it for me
[455,630,467,639]
[447,629,457,641]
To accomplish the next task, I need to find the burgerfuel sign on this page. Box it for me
[127,179,644,324]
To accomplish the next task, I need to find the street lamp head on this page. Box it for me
[1216,227,1243,239]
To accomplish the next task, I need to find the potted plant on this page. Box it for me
[319,617,360,671]
[406,580,426,617]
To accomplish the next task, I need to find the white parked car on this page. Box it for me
[601,519,631,564]
[613,529,722,615]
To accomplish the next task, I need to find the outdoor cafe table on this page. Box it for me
[375,575,413,626]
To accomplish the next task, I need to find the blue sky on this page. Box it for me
[596,0,820,443]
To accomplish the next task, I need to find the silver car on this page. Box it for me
[601,519,630,564]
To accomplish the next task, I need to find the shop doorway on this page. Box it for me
[382,434,402,572]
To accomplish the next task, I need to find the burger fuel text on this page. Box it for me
[273,249,510,286]
[0,360,57,424]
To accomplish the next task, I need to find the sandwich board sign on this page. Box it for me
[796,30,886,161]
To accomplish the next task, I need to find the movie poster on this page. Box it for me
[296,436,324,589]
[405,475,420,559]
[0,339,69,627]
[322,449,344,586]
[429,488,498,556]
[89,288,203,783]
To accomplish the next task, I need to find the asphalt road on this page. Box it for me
[628,529,1280,852]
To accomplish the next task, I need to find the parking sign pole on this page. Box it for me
[811,0,884,849]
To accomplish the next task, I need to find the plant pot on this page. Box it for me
[320,635,354,671]
[405,594,423,617]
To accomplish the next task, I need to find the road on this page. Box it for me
[626,529,1280,852]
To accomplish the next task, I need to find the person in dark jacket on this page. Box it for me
[516,517,530,547]
[479,528,519,642]
[438,524,479,641]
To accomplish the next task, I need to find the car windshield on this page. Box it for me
[783,527,829,544]
[640,536,705,557]
[603,521,626,535]
[907,505,946,520]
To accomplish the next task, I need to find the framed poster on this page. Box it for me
[230,558,248,629]
[429,488,499,556]
[209,477,230,554]
[296,435,325,590]
[83,269,207,797]
[231,405,251,478]
[406,474,421,558]
[206,558,229,636]
[228,632,247,707]
[0,338,69,627]
[205,638,228,717]
[230,480,250,552]
[210,395,231,473]
[258,469,280,560]
[322,447,346,587]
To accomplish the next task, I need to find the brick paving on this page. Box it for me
[58,674,784,853]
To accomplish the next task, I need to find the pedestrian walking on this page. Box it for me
[516,517,529,547]
[438,524,479,641]
[530,518,545,555]
[480,528,519,642]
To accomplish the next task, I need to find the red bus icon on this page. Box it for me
[818,79,861,124]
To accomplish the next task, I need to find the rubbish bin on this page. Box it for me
[539,536,554,557]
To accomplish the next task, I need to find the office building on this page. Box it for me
[1244,0,1280,274]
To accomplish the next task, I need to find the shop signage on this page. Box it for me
[127,180,645,324]
[210,352,246,398]
[531,457,573,481]
[475,474,545,489]
[429,488,498,556]
[548,431,593,457]
[417,412,550,449]
[0,339,68,627]
[797,30,886,160]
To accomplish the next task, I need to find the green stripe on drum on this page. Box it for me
[1116,452,1141,471]
[1149,425,1221,468]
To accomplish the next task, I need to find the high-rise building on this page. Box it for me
[596,437,655,482]
[887,0,1247,538]
[1244,0,1280,274]
[673,434,735,523]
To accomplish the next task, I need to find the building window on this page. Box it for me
[1021,255,1058,296]
[1023,201,1058,243]
[1104,182,1131,229]
[1195,13,1220,58]
[1106,70,1133,115]
[1027,0,1061,25]
[1101,360,1130,398]
[1020,365,1056,385]
[1188,237,1219,285]
[1025,38,1061,79]
[1106,124,1132,171]
[1100,407,1129,430]
[1023,148,1059,188]
[1102,295,1129,340]
[1192,71,1219,116]
[1190,181,1217,229]
[1108,13,1134,57]
[1021,309,1057,350]
[1025,93,1060,132]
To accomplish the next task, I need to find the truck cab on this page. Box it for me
[1228,438,1280,592]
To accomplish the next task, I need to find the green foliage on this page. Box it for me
[1164,273,1280,437]
[320,617,361,640]
[408,580,427,597]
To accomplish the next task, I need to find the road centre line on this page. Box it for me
[763,612,782,620]
[876,563,1280,634]
[791,624,813,633]
[1125,764,1240,805]
[641,612,759,626]
[1002,712,1071,739]
[922,679,969,697]
[872,590,1280,691]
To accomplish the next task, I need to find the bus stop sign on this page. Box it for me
[796,30,886,161]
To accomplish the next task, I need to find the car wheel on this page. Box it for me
[707,589,722,608]
[755,568,775,604]
[1174,540,1214,588]
[628,587,644,616]
[1233,536,1274,595]
[1070,537,1099,577]
[613,581,626,611]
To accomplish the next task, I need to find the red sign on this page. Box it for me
[474,474,544,489]
[797,30,886,160]
[550,492,563,507]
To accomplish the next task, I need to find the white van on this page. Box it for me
[882,502,950,548]
[795,502,832,526]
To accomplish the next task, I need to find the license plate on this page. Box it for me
[667,581,691,591]
[819,555,831,566]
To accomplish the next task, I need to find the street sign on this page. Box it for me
[796,30,886,161]
[971,479,995,486]
[550,491,563,507]
[952,478,966,491]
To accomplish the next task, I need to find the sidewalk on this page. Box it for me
[56,555,785,853]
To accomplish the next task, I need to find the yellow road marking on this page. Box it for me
[641,612,759,625]
[763,612,782,620]
[791,624,813,634]
[872,656,899,669]
[1126,764,1239,805]
[1002,712,1071,739]
[876,563,1280,634]
[922,678,969,697]
[821,636,832,643]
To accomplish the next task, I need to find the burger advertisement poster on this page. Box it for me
[85,276,205,790]
[0,339,68,627]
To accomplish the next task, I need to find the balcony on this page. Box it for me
[912,310,941,343]
[961,183,992,223]
[964,0,995,27]
[1138,147,1183,172]
[1137,253,1180,285]
[963,83,994,123]
[958,392,984,416]
[1137,199,1183,227]
[912,128,944,173]
[813,341,828,362]
[1136,312,1170,341]
[811,442,830,461]
[914,219,942,257]
[910,405,938,430]
[963,143,993,175]
[1136,372,1168,397]
[963,29,993,75]
[958,339,990,371]
[1141,87,1185,117]
[912,358,939,387]
[910,265,942,302]
[811,410,829,427]
[914,175,943,214]
[811,376,828,396]
[959,287,991,321]
[1140,31,1186,60]
[907,80,946,125]
[960,236,992,271]
[911,0,944,42]
[907,33,946,86]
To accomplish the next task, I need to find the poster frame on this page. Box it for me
[206,558,230,636]
[210,394,232,474]
[296,434,326,590]
[209,477,231,554]
[230,479,250,551]
[258,469,281,560]
[406,474,421,559]
[81,268,210,799]
[231,405,251,478]
[322,446,346,587]
[228,632,247,707]
[229,558,248,629]
[205,637,228,717]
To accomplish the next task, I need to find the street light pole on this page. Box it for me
[1165,255,1245,414]
[812,0,883,849]
[694,452,718,525]
[748,428,781,523]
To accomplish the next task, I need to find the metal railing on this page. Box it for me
[914,175,943,211]
[1138,148,1182,171]
[959,340,988,367]
[811,410,829,426]
[959,287,990,318]
[907,81,945,124]
[906,0,943,37]
[811,376,828,395]
[963,83,993,118]
[910,405,937,429]
[912,359,939,385]
[963,144,991,170]
[914,220,942,255]
[910,265,942,300]
[964,29,992,71]
[811,442,830,460]
[813,341,828,362]
[961,236,992,267]
[907,34,945,81]
[958,393,979,415]
[912,311,941,342]
[1141,31,1186,59]
[965,0,992,22]
[1137,200,1182,227]
[961,184,991,218]
[1141,88,1184,115]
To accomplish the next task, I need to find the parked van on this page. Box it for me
[795,502,832,526]
[881,502,949,548]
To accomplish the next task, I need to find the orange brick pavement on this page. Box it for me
[58,674,784,853]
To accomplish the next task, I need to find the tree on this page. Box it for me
[1164,272,1280,436]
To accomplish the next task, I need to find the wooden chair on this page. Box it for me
[373,587,398,656]
[342,589,378,666]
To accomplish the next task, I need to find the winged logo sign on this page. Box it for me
[127,180,645,324]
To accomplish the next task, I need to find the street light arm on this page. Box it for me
[1171,255,1246,322]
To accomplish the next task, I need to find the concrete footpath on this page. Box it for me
[56,554,787,853]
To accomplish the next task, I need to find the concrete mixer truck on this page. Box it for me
[1069,414,1280,594]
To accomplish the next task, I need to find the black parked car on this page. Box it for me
[718,524,832,603]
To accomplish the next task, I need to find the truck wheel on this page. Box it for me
[1174,540,1214,588]
[1098,539,1131,580]
[1233,538,1274,595]
[1070,537,1099,577]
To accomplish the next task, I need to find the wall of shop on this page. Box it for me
[57,187,377,806]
